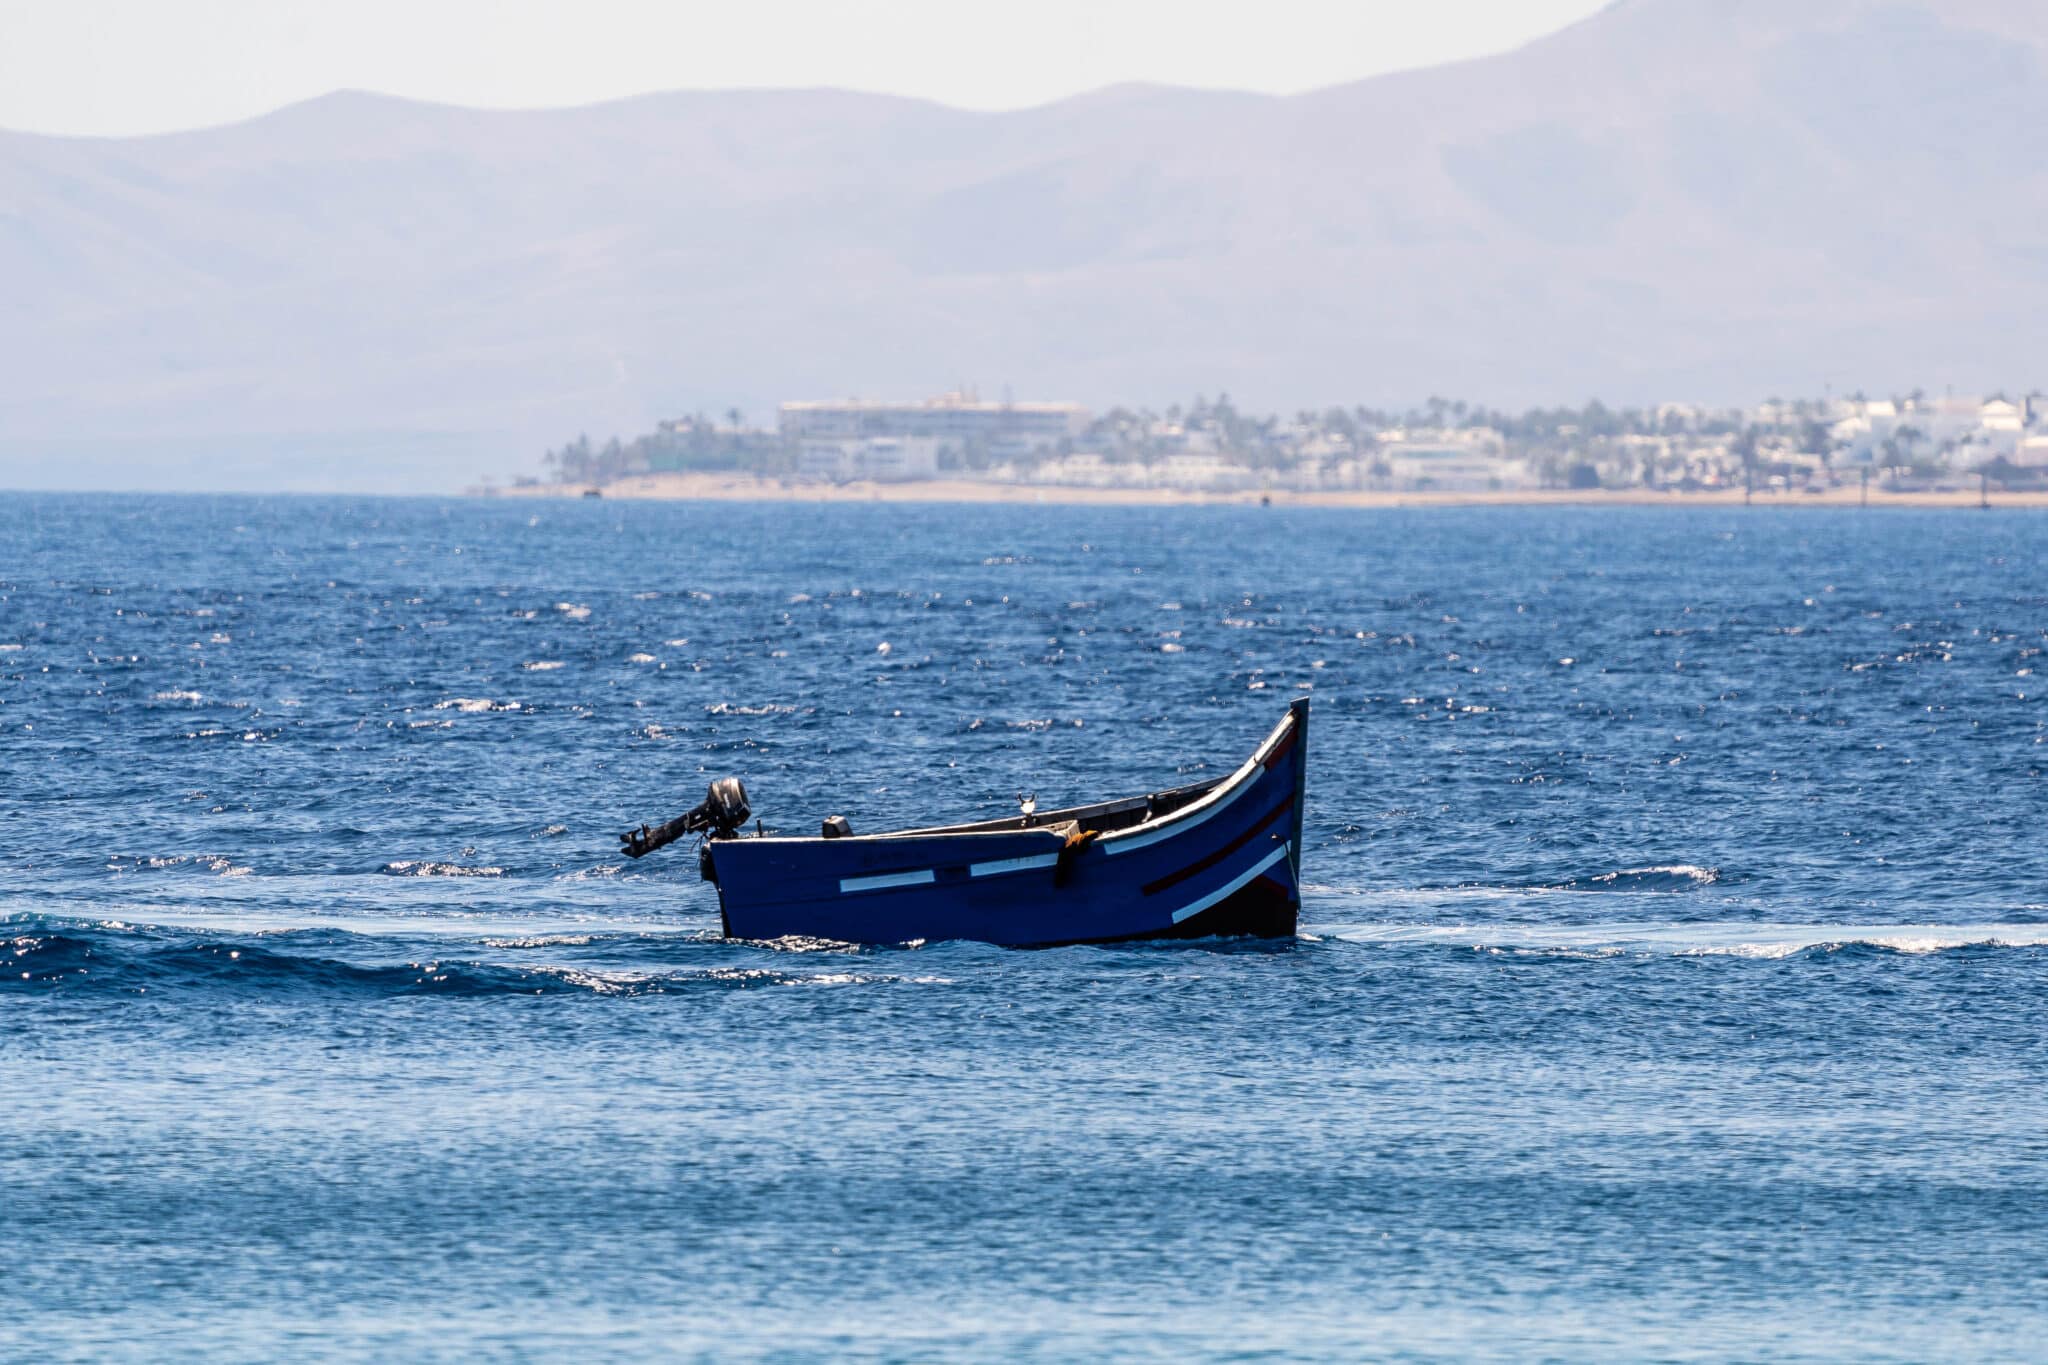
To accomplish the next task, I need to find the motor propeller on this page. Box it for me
[619,777,751,858]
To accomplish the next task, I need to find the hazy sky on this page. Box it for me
[0,0,1611,136]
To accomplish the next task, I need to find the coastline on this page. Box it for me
[476,471,2048,510]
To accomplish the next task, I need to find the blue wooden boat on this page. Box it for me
[620,699,1308,947]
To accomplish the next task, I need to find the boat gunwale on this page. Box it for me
[724,703,1302,850]
[1092,701,1302,852]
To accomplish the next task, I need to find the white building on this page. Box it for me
[797,437,940,482]
[1031,453,1150,488]
[780,392,1087,461]
[1377,428,1520,491]
[1975,398,2026,458]
[1153,454,1253,492]
[1835,395,2030,469]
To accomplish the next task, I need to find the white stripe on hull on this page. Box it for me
[1100,756,1260,856]
[1170,842,1291,924]
[969,853,1062,878]
[839,868,937,893]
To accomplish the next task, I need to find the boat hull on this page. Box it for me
[704,700,1308,947]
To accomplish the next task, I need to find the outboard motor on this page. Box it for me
[696,777,752,838]
[619,777,752,859]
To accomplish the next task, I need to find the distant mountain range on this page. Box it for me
[5,0,2047,491]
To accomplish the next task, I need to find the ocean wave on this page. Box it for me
[3,920,946,997]
[103,853,251,877]
[750,934,877,953]
[1550,865,1720,892]
[433,697,521,713]
[1321,921,2048,960]
[1678,928,2048,959]
[1380,866,1725,898]
[381,861,505,877]
[555,864,623,880]
[482,934,597,949]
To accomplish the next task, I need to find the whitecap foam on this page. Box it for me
[483,934,596,949]
[433,698,520,713]
[1319,920,2048,958]
[381,861,505,877]
[752,934,867,953]
[529,966,651,995]
[104,853,250,877]
[108,854,188,871]
[556,864,622,880]
[1574,864,1719,889]
[153,689,203,703]
[1678,926,2048,958]
[522,660,566,671]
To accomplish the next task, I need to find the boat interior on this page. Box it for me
[840,775,1229,841]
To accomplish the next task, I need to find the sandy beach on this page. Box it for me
[478,471,2048,510]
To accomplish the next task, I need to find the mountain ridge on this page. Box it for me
[4,0,2047,491]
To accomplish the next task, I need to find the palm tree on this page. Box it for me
[1801,419,1837,472]
[1731,425,1761,481]
[1894,423,1924,461]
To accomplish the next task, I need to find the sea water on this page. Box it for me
[3,494,2045,1360]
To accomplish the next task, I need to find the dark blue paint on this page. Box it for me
[708,701,1304,945]
[3,494,2046,1359]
